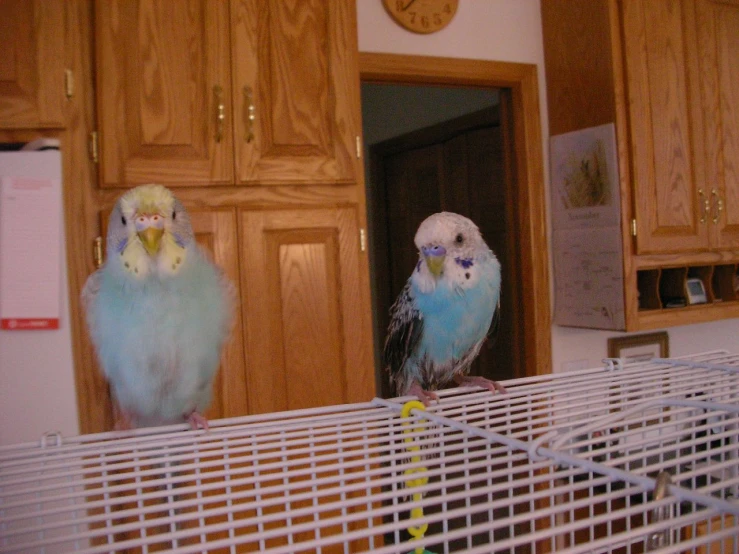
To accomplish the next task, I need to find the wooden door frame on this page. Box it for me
[359,52,552,379]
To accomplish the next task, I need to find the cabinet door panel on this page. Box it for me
[623,0,708,253]
[698,0,739,249]
[232,0,359,184]
[0,0,65,128]
[95,0,233,187]
[240,208,374,414]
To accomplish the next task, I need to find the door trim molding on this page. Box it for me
[359,52,552,378]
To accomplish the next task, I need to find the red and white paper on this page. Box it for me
[0,154,62,330]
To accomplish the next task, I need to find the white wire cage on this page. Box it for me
[1,351,738,553]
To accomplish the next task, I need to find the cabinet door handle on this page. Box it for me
[711,188,724,224]
[214,85,225,143]
[243,86,255,143]
[699,188,708,223]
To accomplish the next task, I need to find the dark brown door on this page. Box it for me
[371,106,520,398]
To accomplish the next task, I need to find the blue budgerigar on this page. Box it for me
[82,184,234,430]
[383,212,506,405]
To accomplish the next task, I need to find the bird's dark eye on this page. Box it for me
[121,216,126,225]
[455,233,464,244]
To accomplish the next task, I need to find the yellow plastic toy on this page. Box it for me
[401,400,436,554]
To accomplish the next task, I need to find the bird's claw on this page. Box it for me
[186,411,209,431]
[455,375,508,394]
[408,382,439,406]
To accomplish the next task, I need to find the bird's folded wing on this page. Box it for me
[80,269,102,336]
[486,298,501,347]
[383,282,423,378]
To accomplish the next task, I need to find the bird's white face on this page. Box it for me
[107,184,193,280]
[412,212,491,293]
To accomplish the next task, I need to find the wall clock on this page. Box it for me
[382,0,459,34]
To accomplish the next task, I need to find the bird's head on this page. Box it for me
[106,184,194,279]
[413,212,492,291]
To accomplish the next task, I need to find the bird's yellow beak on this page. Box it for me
[422,245,446,278]
[138,227,164,256]
[425,255,445,277]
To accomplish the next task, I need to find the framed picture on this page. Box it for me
[607,331,669,362]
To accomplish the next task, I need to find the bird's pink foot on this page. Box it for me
[185,410,209,431]
[113,405,134,430]
[408,381,439,406]
[454,374,507,394]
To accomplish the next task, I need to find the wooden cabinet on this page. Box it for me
[623,0,739,254]
[231,1,359,184]
[542,0,739,330]
[95,0,359,187]
[95,1,233,187]
[0,0,66,128]
[622,0,708,254]
[696,0,739,250]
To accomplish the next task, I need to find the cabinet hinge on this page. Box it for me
[355,136,362,159]
[89,131,99,163]
[630,218,637,237]
[93,236,104,268]
[64,69,74,99]
[359,228,367,252]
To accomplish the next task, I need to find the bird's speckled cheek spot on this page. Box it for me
[455,257,474,269]
[416,260,422,272]
[465,272,470,279]
[173,233,185,248]
[116,238,128,254]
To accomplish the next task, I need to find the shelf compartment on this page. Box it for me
[637,269,661,310]
[712,264,737,302]
[659,267,688,308]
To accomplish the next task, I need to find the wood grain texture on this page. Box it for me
[240,207,375,414]
[698,0,739,249]
[60,0,116,435]
[636,300,739,331]
[95,0,234,187]
[540,0,618,136]
[360,53,552,378]
[232,0,358,184]
[95,184,364,211]
[0,0,66,128]
[623,0,708,253]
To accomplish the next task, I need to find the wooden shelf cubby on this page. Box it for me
[637,264,738,312]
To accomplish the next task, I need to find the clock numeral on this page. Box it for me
[434,13,442,25]
[443,4,452,14]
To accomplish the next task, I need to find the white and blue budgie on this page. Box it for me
[82,184,234,430]
[384,212,506,405]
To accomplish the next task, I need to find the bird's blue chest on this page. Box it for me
[411,272,496,364]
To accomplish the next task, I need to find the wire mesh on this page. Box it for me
[1,351,738,553]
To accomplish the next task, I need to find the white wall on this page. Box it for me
[357,0,739,373]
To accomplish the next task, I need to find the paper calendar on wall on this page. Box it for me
[0,145,63,330]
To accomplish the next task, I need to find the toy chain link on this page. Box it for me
[401,400,430,554]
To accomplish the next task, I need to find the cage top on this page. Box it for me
[1,351,738,553]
